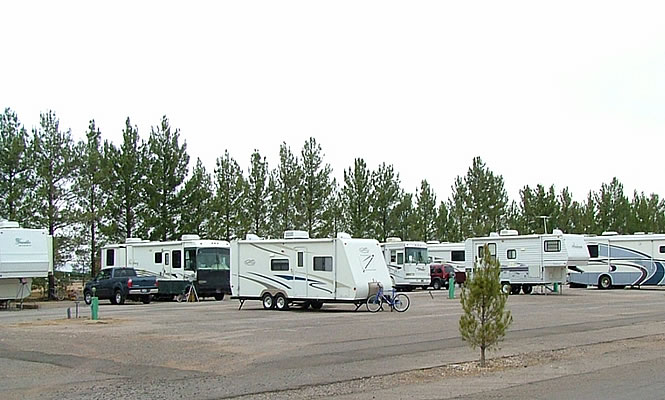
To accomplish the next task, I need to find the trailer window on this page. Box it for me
[271,259,289,271]
[165,253,170,266]
[154,253,162,264]
[451,251,465,262]
[172,250,182,268]
[185,249,196,271]
[397,252,404,265]
[390,250,397,263]
[507,249,517,259]
[298,252,304,267]
[587,245,599,258]
[660,246,665,254]
[544,240,561,252]
[313,256,333,271]
[477,244,496,260]
[105,249,114,266]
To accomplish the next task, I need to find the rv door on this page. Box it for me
[293,248,308,298]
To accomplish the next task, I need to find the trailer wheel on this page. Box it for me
[310,300,323,310]
[501,283,511,295]
[274,294,289,311]
[598,275,612,290]
[84,291,92,305]
[262,293,274,310]
[510,285,521,295]
[432,280,442,290]
[522,284,533,294]
[214,293,225,301]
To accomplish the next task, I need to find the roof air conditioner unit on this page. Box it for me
[284,230,309,240]
[181,234,200,241]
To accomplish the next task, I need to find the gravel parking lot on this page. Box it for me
[2,287,665,399]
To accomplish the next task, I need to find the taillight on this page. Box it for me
[127,278,133,288]
[155,280,159,287]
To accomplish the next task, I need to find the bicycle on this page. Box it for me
[366,284,410,312]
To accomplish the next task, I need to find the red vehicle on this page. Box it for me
[425,263,466,290]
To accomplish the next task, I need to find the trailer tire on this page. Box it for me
[310,300,323,310]
[501,283,511,295]
[214,293,225,301]
[510,285,521,295]
[432,280,442,290]
[522,284,533,294]
[598,275,612,290]
[274,294,289,311]
[262,293,274,310]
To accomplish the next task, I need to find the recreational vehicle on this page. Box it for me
[568,233,665,289]
[231,231,393,310]
[380,238,431,290]
[0,221,52,302]
[464,229,588,294]
[427,241,466,270]
[101,235,230,300]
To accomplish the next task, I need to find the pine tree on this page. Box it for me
[73,120,106,276]
[210,150,246,241]
[370,163,400,242]
[179,158,212,237]
[434,201,451,241]
[0,108,33,223]
[101,117,148,242]
[577,191,597,234]
[557,187,580,233]
[245,150,269,236]
[415,180,437,241]
[299,137,333,237]
[342,158,373,238]
[519,184,560,233]
[447,176,468,242]
[320,180,344,238]
[145,116,189,241]
[392,192,417,241]
[272,142,302,234]
[459,244,513,367]
[595,177,630,233]
[629,191,665,233]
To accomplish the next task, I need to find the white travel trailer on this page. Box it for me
[427,242,466,270]
[380,238,431,290]
[0,221,52,302]
[231,231,393,310]
[464,229,589,295]
[101,235,231,300]
[568,233,665,289]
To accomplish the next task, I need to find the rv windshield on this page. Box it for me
[405,247,428,264]
[188,248,230,271]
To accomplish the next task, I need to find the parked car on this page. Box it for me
[83,267,158,305]
[423,263,466,290]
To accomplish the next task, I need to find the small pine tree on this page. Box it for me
[459,245,513,367]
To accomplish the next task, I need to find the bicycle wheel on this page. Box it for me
[366,295,382,313]
[392,294,410,312]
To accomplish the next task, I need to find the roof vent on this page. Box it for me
[499,229,519,236]
[181,234,200,241]
[0,221,20,229]
[602,231,619,236]
[634,232,645,235]
[245,234,261,241]
[426,240,440,244]
[386,237,402,242]
[489,232,500,237]
[337,232,351,239]
[284,230,309,240]
[125,237,142,243]
[552,229,563,235]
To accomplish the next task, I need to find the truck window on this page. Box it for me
[271,259,289,271]
[98,269,111,280]
[106,249,114,266]
[172,250,182,268]
[313,256,333,271]
[451,251,465,262]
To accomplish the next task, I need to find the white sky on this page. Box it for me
[2,1,664,204]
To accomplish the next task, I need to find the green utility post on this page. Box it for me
[448,277,455,299]
[553,282,559,293]
[91,287,99,320]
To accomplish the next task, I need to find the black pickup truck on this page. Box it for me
[84,267,158,305]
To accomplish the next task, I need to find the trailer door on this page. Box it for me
[293,247,308,298]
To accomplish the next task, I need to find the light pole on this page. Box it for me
[539,216,550,234]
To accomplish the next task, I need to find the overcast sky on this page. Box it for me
[2,1,664,204]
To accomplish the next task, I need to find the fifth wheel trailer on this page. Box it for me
[0,221,52,301]
[568,233,665,289]
[231,231,393,310]
[464,229,589,294]
[101,235,231,300]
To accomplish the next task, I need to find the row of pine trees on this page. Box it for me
[2,108,665,274]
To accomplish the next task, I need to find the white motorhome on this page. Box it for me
[231,231,393,310]
[464,229,589,295]
[101,235,231,300]
[380,238,431,290]
[0,221,52,301]
[427,241,466,270]
[568,233,665,289]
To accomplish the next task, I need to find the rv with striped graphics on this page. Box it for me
[464,229,589,295]
[231,231,393,310]
[568,233,665,289]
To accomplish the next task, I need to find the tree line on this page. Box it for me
[2,107,664,274]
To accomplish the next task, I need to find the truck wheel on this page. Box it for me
[598,275,612,290]
[114,290,125,305]
[214,293,225,301]
[522,284,533,294]
[262,293,274,310]
[274,294,289,311]
[432,280,442,290]
[501,283,511,295]
[141,295,151,304]
[84,291,92,305]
